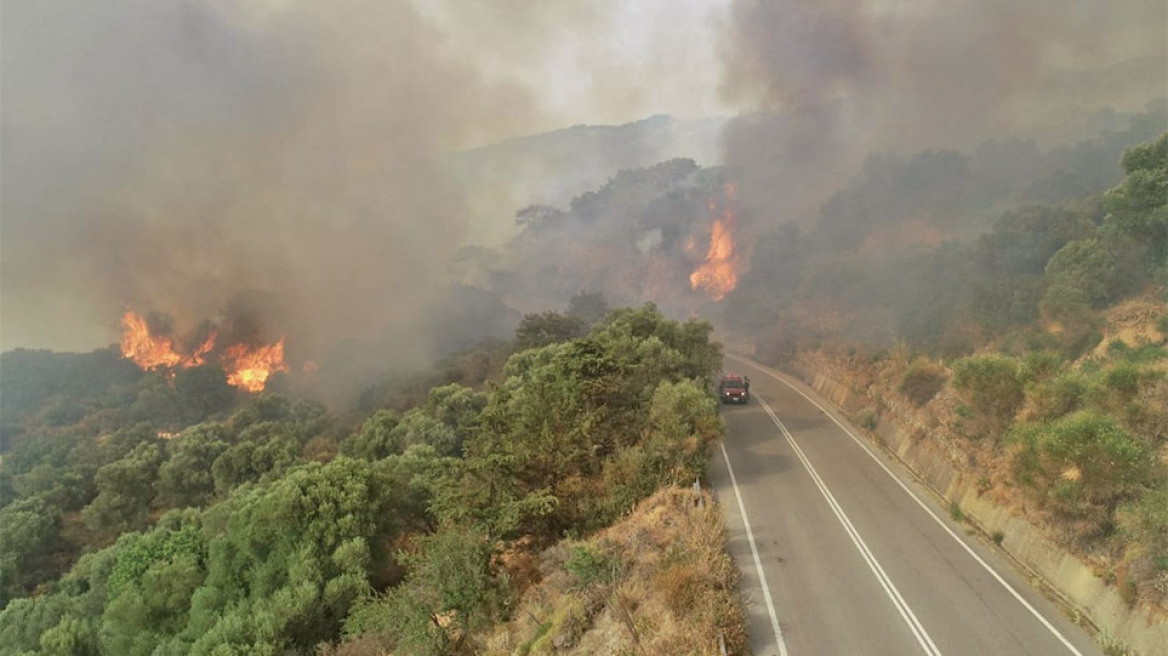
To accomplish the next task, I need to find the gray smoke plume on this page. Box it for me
[1,0,549,361]
[1,0,732,366]
[718,0,1168,225]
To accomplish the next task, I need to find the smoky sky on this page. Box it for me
[0,0,727,355]
[718,0,1168,226]
[3,0,1165,357]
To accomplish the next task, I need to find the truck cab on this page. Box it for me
[719,374,750,404]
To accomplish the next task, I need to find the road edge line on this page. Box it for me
[718,438,789,656]
[757,395,942,656]
[731,354,1087,656]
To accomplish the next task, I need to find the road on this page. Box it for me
[709,355,1104,656]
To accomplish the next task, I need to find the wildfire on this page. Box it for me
[121,311,184,370]
[119,310,288,392]
[690,183,741,301]
[222,339,290,393]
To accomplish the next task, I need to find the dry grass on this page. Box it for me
[484,486,749,656]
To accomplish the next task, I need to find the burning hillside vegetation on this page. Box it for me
[120,310,289,392]
[474,160,749,313]
[689,182,742,301]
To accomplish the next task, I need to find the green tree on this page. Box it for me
[515,311,586,350]
[423,384,487,451]
[100,519,207,655]
[566,291,609,327]
[343,526,497,654]
[179,458,402,654]
[341,410,403,460]
[391,411,460,459]
[0,497,61,603]
[210,422,301,494]
[82,442,165,533]
[1042,239,1121,311]
[172,366,235,423]
[1103,132,1168,263]
[155,424,231,508]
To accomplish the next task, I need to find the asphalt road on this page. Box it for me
[709,355,1104,656]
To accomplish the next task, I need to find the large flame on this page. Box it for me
[222,339,290,393]
[690,183,740,301]
[119,310,288,392]
[121,311,184,370]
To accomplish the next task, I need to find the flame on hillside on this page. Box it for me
[223,339,289,392]
[119,310,288,392]
[121,311,215,370]
[690,183,741,301]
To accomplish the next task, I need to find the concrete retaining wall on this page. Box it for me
[787,358,1168,656]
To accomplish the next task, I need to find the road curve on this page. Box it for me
[709,355,1103,656]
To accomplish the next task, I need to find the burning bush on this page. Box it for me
[119,310,289,393]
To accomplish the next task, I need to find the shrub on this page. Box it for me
[565,545,620,589]
[1012,411,1159,540]
[1025,371,1088,422]
[1118,486,1168,602]
[949,501,964,522]
[1019,351,1063,384]
[858,408,878,430]
[1103,364,1141,400]
[899,361,947,407]
[952,354,1024,435]
[1106,339,1130,355]
[1128,379,1168,444]
[1119,343,1167,364]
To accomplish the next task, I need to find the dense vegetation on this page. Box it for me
[727,107,1166,356]
[0,303,726,654]
[946,336,1168,603]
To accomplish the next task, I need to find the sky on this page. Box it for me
[414,0,735,136]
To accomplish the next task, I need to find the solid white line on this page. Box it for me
[718,439,789,656]
[756,395,943,656]
[731,355,1087,656]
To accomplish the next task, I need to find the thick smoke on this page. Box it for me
[719,0,1168,225]
[2,0,543,360]
[1,0,733,366]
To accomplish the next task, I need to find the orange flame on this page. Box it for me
[690,183,740,301]
[119,309,288,392]
[222,339,290,393]
[186,330,218,367]
[121,311,182,370]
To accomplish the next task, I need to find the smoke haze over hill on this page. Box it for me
[718,0,1168,226]
[0,0,726,357]
[1,0,1165,369]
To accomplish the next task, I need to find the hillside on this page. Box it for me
[0,304,733,655]
[446,114,727,246]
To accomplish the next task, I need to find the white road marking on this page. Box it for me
[732,355,1087,656]
[719,438,789,656]
[755,394,944,656]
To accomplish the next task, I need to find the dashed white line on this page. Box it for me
[731,354,1087,656]
[718,438,789,656]
[755,394,943,656]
